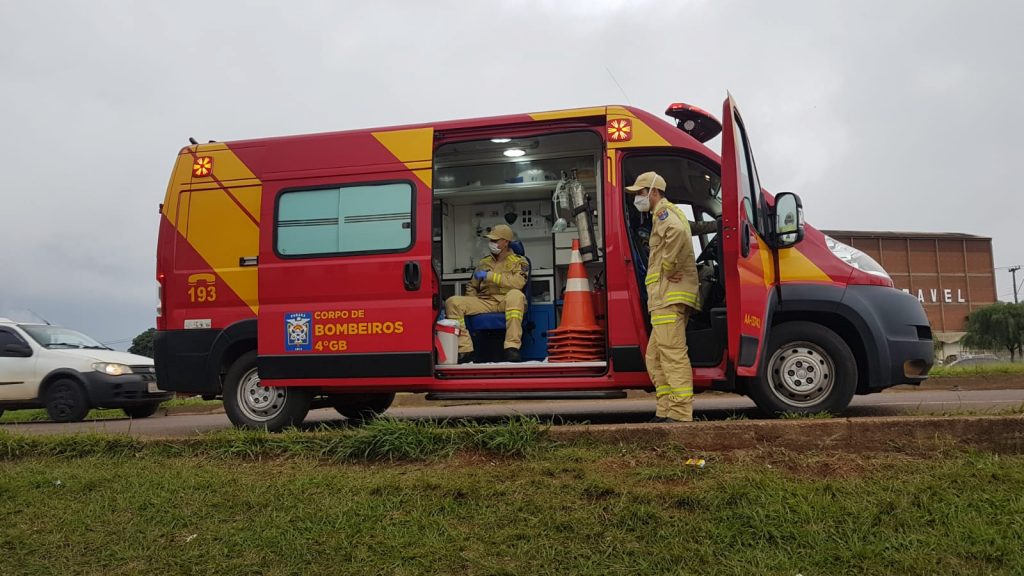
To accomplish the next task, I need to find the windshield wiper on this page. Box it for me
[49,343,83,349]
[83,345,112,350]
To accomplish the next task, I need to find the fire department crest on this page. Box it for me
[285,312,312,351]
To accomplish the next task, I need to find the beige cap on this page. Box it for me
[625,171,667,193]
[484,224,515,241]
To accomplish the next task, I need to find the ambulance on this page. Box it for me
[155,95,934,430]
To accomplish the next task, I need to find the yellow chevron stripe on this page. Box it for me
[185,188,260,314]
[777,245,832,283]
[372,127,434,189]
[161,153,198,227]
[528,106,606,121]
[163,145,263,315]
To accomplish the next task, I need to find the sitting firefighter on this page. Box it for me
[445,224,529,363]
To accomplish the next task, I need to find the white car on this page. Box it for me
[0,318,172,422]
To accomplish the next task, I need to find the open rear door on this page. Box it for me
[720,94,773,377]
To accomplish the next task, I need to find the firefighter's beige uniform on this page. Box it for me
[444,234,530,354]
[628,173,701,422]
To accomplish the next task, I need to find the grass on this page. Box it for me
[930,362,1024,378]
[0,417,548,461]
[779,410,834,420]
[162,396,221,409]
[0,396,220,424]
[0,433,1022,575]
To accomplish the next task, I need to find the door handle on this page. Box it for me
[741,221,751,258]
[403,261,421,291]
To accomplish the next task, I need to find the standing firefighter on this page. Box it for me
[627,172,701,422]
[444,224,530,363]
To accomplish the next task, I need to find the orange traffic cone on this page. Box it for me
[548,239,606,363]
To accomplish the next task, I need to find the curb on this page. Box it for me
[547,415,1024,454]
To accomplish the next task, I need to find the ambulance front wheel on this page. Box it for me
[331,393,396,422]
[750,322,857,417]
[223,351,311,431]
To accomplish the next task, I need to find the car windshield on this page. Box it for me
[19,325,109,349]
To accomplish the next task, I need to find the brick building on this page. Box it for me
[822,230,996,360]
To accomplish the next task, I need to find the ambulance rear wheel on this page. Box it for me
[750,322,857,417]
[331,393,396,422]
[223,351,311,431]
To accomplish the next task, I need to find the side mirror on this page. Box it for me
[2,343,33,358]
[773,192,804,249]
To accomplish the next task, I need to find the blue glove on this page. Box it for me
[473,270,488,281]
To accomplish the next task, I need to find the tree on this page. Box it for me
[962,303,1024,362]
[128,328,156,358]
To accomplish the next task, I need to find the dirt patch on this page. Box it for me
[550,415,1024,455]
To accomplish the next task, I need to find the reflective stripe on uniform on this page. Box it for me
[645,272,661,286]
[665,291,697,305]
[656,385,671,397]
[670,387,693,397]
[505,310,523,320]
[651,313,676,326]
[493,272,502,286]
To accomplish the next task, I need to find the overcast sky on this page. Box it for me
[1,0,1022,348]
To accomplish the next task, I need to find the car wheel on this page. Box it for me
[223,351,310,431]
[749,322,857,417]
[44,378,91,422]
[122,403,161,419]
[331,393,396,422]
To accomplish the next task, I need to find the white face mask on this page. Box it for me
[488,241,501,255]
[633,192,651,213]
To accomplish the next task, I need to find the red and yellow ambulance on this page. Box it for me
[155,95,934,430]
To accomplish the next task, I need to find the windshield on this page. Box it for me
[19,325,109,349]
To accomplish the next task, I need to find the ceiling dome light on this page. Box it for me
[491,138,511,143]
[503,148,526,158]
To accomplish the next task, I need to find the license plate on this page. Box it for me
[147,382,163,394]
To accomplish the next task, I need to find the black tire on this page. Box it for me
[44,378,91,422]
[749,322,857,417]
[223,351,310,431]
[122,403,161,419]
[331,393,396,421]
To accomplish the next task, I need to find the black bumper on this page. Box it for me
[841,285,934,389]
[154,328,222,394]
[81,371,173,408]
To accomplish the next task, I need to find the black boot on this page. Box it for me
[647,416,670,424]
[503,348,522,362]
[458,352,476,364]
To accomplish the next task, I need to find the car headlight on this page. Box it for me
[93,362,133,376]
[824,235,892,281]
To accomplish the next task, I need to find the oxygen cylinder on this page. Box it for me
[551,179,570,233]
[566,171,599,262]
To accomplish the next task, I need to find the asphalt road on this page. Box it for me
[3,388,1024,438]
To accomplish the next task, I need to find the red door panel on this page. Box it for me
[720,94,773,376]
[257,171,435,382]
